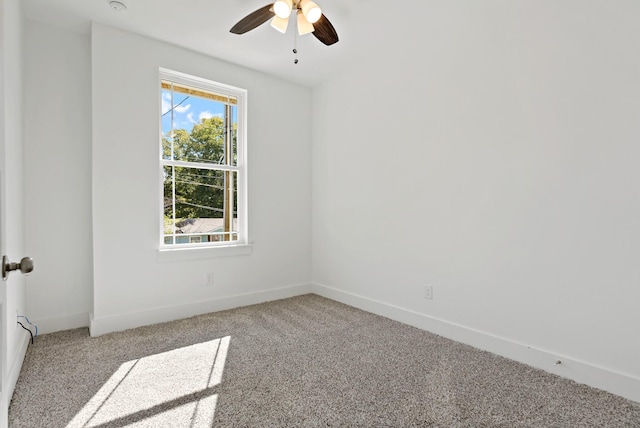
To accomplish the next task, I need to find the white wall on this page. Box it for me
[0,0,28,421]
[312,1,640,401]
[24,21,93,333]
[90,24,312,333]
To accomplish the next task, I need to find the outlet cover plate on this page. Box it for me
[424,285,433,300]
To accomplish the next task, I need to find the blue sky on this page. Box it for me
[161,90,225,135]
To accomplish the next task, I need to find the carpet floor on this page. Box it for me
[8,294,640,427]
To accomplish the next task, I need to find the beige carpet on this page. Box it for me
[9,294,640,427]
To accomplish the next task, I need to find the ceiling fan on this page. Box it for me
[230,0,339,46]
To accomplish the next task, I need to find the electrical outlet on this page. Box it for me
[424,285,433,300]
[206,273,215,286]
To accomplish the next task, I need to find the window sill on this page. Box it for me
[157,243,253,262]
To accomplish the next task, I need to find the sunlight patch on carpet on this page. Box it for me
[66,336,230,427]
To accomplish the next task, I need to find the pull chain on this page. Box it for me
[293,14,299,64]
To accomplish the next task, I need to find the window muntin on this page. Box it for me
[160,70,246,248]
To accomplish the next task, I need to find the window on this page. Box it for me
[160,69,247,249]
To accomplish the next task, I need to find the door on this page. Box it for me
[1,0,25,417]
[1,1,28,424]
[0,173,8,412]
[0,158,6,424]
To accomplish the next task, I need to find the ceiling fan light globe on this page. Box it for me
[273,0,293,19]
[301,0,322,24]
[297,12,314,35]
[271,15,290,33]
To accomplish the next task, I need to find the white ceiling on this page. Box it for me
[22,0,380,87]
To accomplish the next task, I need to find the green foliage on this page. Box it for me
[164,116,237,220]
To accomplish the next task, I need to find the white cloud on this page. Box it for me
[174,103,191,114]
[161,93,191,116]
[199,111,213,121]
[187,112,196,124]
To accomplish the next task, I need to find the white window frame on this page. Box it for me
[157,68,250,259]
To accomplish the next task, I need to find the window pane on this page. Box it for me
[163,166,238,244]
[160,71,245,248]
[161,83,237,166]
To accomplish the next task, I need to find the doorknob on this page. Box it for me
[2,255,34,281]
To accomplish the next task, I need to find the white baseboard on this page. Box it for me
[33,312,90,335]
[90,283,313,337]
[311,283,640,404]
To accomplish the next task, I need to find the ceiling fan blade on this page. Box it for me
[230,4,275,34]
[312,14,339,46]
